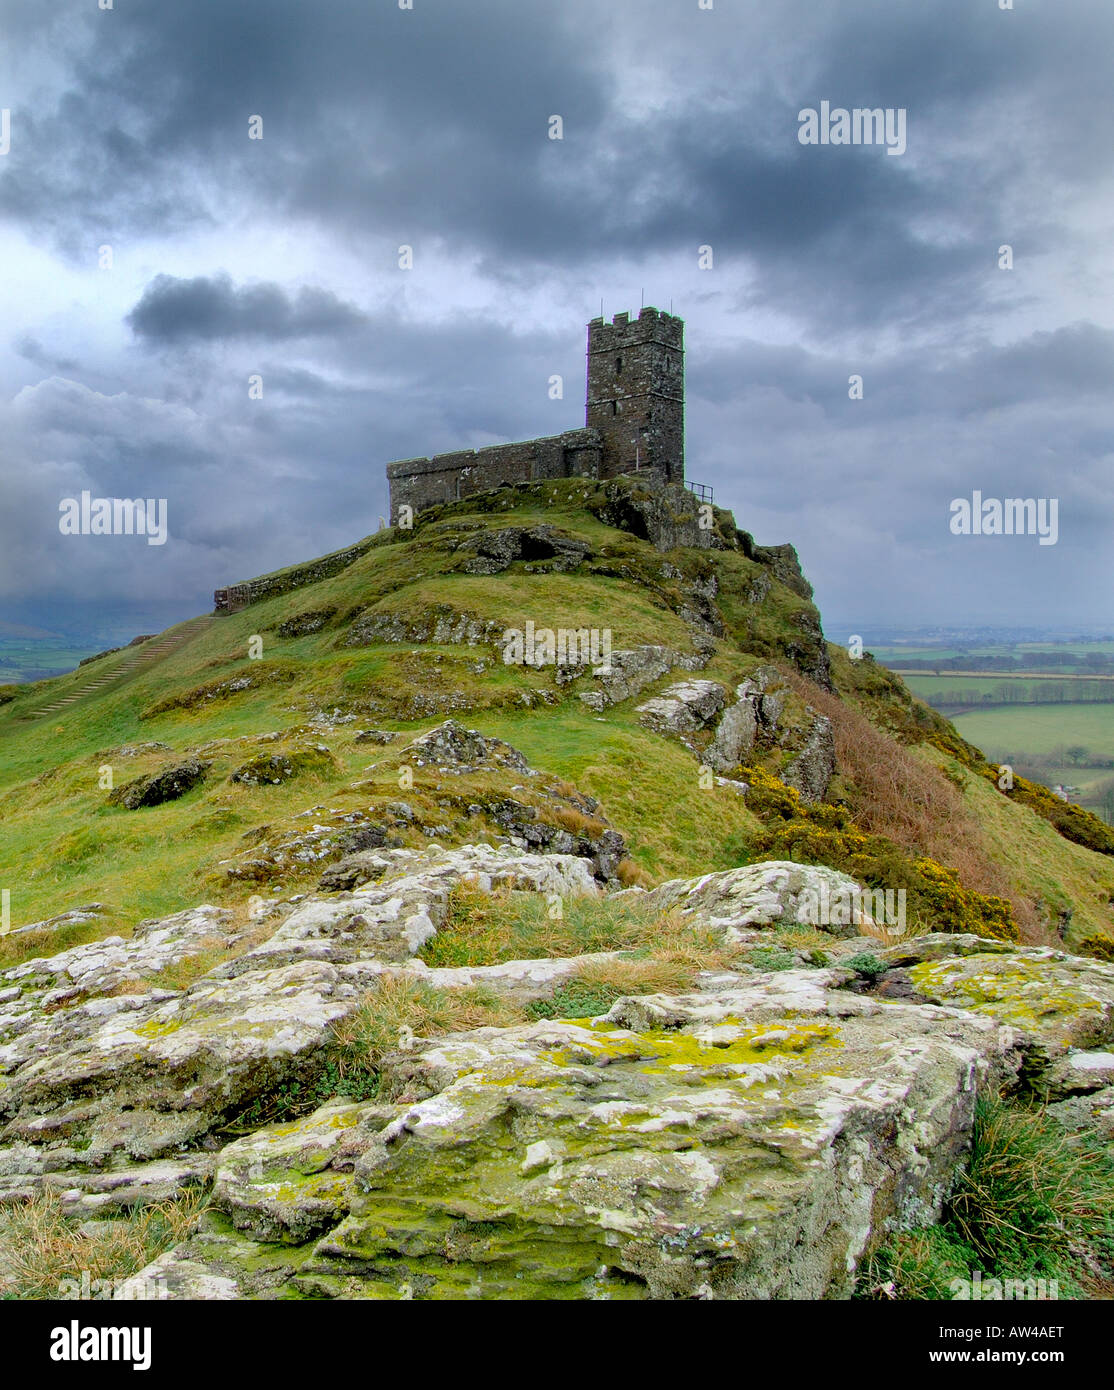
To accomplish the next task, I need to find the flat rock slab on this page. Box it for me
[909,949,1114,1059]
[138,969,1021,1299]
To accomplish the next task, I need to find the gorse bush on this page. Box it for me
[989,769,1114,858]
[740,764,1019,941]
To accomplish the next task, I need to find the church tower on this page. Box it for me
[585,308,684,483]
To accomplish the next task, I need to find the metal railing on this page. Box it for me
[687,481,714,504]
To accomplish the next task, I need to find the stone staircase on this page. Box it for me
[16,617,213,722]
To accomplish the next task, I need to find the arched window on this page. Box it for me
[615,355,623,375]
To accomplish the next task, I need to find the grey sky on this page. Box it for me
[0,0,1110,642]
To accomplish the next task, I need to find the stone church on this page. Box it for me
[386,307,686,517]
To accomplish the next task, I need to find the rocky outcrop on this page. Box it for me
[632,664,832,797]
[0,847,602,1178]
[342,606,503,649]
[593,478,727,553]
[629,860,873,938]
[401,720,530,774]
[276,608,337,638]
[577,643,713,712]
[2,903,111,939]
[108,758,210,809]
[704,695,758,772]
[782,715,836,805]
[636,679,727,735]
[455,525,591,575]
[121,957,1025,1300]
[229,744,335,786]
[6,848,1114,1301]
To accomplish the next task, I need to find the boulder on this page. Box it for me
[632,860,874,939]
[782,714,836,805]
[402,720,530,774]
[108,758,210,809]
[135,968,1021,1299]
[457,525,591,575]
[703,693,758,772]
[578,644,711,712]
[636,680,726,734]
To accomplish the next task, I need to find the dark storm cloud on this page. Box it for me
[2,0,1108,321]
[125,273,367,343]
[0,0,1111,635]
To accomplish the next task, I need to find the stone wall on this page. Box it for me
[387,428,603,518]
[214,537,377,613]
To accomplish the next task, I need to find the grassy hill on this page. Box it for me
[2,474,1113,959]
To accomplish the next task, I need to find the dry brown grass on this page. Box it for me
[615,858,652,888]
[572,953,705,997]
[332,972,526,1069]
[0,1189,207,1300]
[549,806,610,839]
[780,666,1043,941]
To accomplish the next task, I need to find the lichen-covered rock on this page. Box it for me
[456,524,591,575]
[108,758,210,809]
[909,949,1114,1061]
[229,744,335,786]
[1046,1086,1114,1143]
[703,692,758,773]
[138,969,1020,1299]
[594,478,725,553]
[578,644,712,712]
[636,680,726,735]
[1041,1050,1114,1099]
[343,606,503,648]
[276,607,337,638]
[630,860,873,939]
[0,847,600,1161]
[782,714,836,805]
[2,902,112,939]
[402,720,530,773]
[224,816,402,884]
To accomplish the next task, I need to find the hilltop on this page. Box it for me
[1,474,1114,1300]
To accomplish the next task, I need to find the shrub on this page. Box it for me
[843,952,887,978]
[991,770,1114,858]
[1079,932,1114,963]
[746,795,1019,942]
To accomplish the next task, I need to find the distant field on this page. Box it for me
[952,703,1114,759]
[871,642,1114,825]
[873,637,1114,678]
[902,674,1114,704]
[1015,641,1114,656]
[0,643,99,682]
[869,646,998,662]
